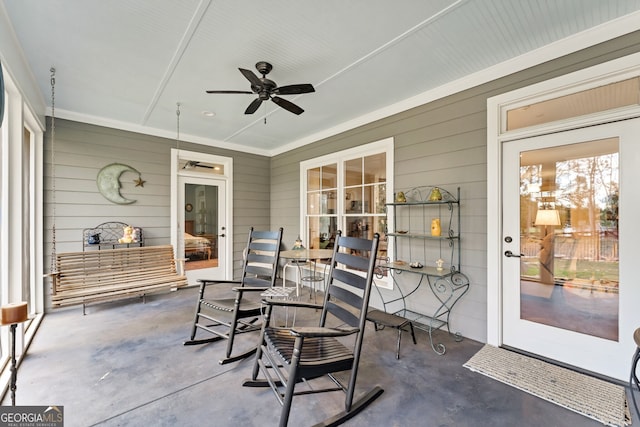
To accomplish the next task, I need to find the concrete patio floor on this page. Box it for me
[4,285,631,426]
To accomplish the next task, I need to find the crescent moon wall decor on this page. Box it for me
[96,163,142,204]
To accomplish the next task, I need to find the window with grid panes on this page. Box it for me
[301,139,393,272]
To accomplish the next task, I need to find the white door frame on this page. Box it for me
[487,53,640,352]
[171,149,233,281]
[501,122,640,381]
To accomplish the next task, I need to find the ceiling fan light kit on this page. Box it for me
[206,61,314,115]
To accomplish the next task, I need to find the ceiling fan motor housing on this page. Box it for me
[255,61,273,76]
[259,79,276,99]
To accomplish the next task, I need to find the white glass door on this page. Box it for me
[502,119,640,381]
[178,176,226,283]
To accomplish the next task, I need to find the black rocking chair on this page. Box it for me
[184,227,283,365]
[243,231,383,427]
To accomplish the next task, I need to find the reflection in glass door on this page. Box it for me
[518,140,619,341]
[501,119,640,380]
[184,183,218,271]
[179,176,226,282]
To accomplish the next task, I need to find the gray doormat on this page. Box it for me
[464,345,630,427]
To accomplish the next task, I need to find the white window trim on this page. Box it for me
[299,137,394,286]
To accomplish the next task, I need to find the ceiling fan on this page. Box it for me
[206,61,315,115]
[183,161,214,170]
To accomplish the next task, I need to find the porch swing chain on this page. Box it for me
[176,102,182,235]
[49,67,57,274]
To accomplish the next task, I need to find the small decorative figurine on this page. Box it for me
[428,187,443,201]
[292,235,305,250]
[119,226,136,244]
[436,258,445,271]
[431,218,441,237]
[396,192,406,203]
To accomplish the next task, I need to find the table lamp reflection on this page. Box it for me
[535,209,560,285]
[534,209,560,227]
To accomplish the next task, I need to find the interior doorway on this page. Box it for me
[180,178,224,275]
[171,149,233,285]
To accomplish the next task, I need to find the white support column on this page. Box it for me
[1,75,24,308]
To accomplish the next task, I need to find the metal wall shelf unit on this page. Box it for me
[379,186,470,355]
[387,186,461,271]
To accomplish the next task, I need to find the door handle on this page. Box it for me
[218,234,225,238]
[504,250,522,258]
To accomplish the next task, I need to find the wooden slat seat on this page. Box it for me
[52,245,187,314]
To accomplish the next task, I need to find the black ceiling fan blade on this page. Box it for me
[239,68,263,89]
[274,83,315,95]
[206,90,253,94]
[272,96,304,115]
[245,98,263,114]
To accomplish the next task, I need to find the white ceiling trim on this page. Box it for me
[141,0,212,125]
[52,107,272,157]
[313,0,464,90]
[271,10,640,157]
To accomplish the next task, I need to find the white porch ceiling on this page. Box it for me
[3,0,640,156]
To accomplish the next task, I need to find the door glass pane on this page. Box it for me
[184,183,218,271]
[519,139,619,341]
[322,190,336,215]
[322,164,337,189]
[307,192,320,214]
[345,216,388,270]
[345,188,363,214]
[363,183,387,214]
[307,216,337,250]
[364,152,385,184]
[308,167,320,191]
[345,159,362,186]
[373,183,387,214]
